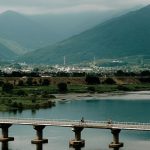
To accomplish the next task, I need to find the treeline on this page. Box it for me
[0,70,150,77]
[0,70,39,77]
[0,78,51,87]
[114,70,150,77]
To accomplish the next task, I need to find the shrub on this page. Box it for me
[16,90,27,96]
[18,80,24,86]
[42,91,49,98]
[49,95,56,98]
[117,85,130,91]
[0,80,4,86]
[103,78,116,84]
[42,79,50,86]
[26,77,33,86]
[87,86,96,93]
[57,82,68,93]
[140,70,150,76]
[11,102,18,108]
[2,83,14,93]
[139,77,150,83]
[85,75,100,85]
[18,103,23,109]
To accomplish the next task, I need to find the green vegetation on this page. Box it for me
[85,75,100,85]
[57,82,68,93]
[0,76,150,111]
[0,84,56,111]
[102,78,116,84]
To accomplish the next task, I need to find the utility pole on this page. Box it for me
[64,56,66,66]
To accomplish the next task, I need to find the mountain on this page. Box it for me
[0,10,121,50]
[19,5,150,64]
[0,36,27,60]
[0,37,27,55]
[0,10,122,60]
[0,11,57,50]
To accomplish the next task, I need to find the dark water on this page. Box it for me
[0,95,150,150]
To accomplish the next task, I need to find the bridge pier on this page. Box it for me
[1,142,8,150]
[0,124,14,142]
[31,125,48,144]
[36,143,43,150]
[109,129,123,148]
[69,127,85,148]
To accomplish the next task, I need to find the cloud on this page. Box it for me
[0,0,149,14]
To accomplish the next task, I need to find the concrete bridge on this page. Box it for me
[0,117,150,148]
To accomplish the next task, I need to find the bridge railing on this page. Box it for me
[0,117,150,129]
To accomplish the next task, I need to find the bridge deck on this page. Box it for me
[0,118,150,131]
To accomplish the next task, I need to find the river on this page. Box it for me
[0,91,150,150]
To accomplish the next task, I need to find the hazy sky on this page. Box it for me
[0,0,150,14]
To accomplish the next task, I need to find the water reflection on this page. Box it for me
[35,143,43,150]
[73,148,81,150]
[1,142,8,150]
[1,142,45,150]
[0,143,121,150]
[32,109,37,115]
[71,147,120,150]
[113,148,120,150]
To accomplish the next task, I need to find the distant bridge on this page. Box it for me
[0,117,150,148]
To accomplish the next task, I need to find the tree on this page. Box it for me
[140,70,150,76]
[0,70,3,77]
[85,75,100,85]
[2,83,14,93]
[87,86,96,93]
[103,78,116,84]
[11,71,22,77]
[18,80,24,86]
[57,82,68,93]
[42,79,50,86]
[26,78,33,86]
[16,90,27,96]
[115,70,125,76]
[0,80,4,86]
[117,85,130,91]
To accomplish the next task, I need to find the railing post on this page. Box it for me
[31,125,48,144]
[0,124,14,142]
[109,129,123,148]
[69,127,85,148]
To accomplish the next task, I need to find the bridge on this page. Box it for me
[0,117,150,148]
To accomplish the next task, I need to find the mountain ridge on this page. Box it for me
[0,10,121,59]
[19,5,150,64]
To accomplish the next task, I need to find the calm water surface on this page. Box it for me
[0,93,150,150]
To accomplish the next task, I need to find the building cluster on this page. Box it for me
[0,61,150,77]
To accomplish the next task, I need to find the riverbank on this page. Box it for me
[0,82,150,111]
[54,91,150,101]
[0,90,150,112]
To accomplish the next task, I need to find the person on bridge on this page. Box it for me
[81,117,84,123]
[107,119,112,124]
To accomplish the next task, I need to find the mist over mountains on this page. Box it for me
[0,5,150,64]
[0,10,118,60]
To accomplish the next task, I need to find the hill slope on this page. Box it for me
[20,5,150,64]
[0,42,16,60]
